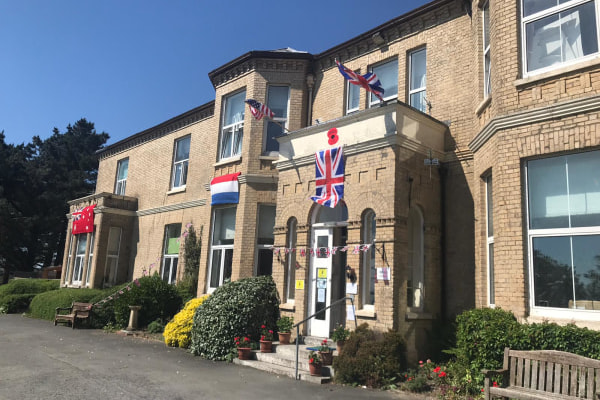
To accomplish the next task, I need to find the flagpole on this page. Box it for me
[265,117,290,133]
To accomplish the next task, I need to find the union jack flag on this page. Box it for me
[245,99,274,120]
[336,60,384,102]
[310,146,345,208]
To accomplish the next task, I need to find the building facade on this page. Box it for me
[61,0,600,361]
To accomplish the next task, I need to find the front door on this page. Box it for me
[309,227,333,337]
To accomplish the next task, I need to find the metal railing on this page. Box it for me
[293,296,357,380]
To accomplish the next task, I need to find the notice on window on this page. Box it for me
[377,267,390,281]
[317,268,327,278]
[295,280,304,290]
[346,305,355,321]
[317,288,326,303]
[346,282,357,294]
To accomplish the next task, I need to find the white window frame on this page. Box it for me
[208,206,236,293]
[72,235,87,285]
[407,207,425,311]
[171,137,190,190]
[162,224,181,285]
[485,174,495,307]
[369,58,399,107]
[85,231,95,286]
[521,0,600,77]
[115,158,128,195]
[361,210,376,310]
[219,91,245,161]
[103,227,121,287]
[483,1,492,97]
[525,151,600,321]
[264,85,289,155]
[285,218,297,303]
[346,78,360,114]
[408,48,427,113]
[65,234,73,284]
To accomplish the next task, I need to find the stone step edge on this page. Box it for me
[233,358,331,384]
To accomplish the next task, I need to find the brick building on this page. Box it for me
[61,0,600,361]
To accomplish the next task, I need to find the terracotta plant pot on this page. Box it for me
[278,332,291,344]
[319,351,333,366]
[237,347,251,360]
[336,340,345,354]
[309,362,322,376]
[259,340,272,353]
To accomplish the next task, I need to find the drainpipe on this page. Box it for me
[306,74,315,126]
[440,163,448,320]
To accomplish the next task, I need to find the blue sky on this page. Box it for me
[1,0,430,146]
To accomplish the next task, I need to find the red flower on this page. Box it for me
[438,371,447,378]
[269,330,273,334]
[310,358,314,363]
[419,360,423,364]
[433,366,441,373]
[261,325,266,329]
[481,388,485,392]
[493,381,498,387]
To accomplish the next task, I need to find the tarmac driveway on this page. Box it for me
[0,314,430,400]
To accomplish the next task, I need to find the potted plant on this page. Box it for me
[235,336,252,360]
[308,350,322,376]
[331,324,350,354]
[317,338,333,365]
[259,324,274,353]
[276,316,294,344]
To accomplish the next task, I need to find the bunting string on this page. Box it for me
[271,243,374,258]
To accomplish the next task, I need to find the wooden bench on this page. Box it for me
[483,347,600,400]
[54,302,92,329]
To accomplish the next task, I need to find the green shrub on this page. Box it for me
[517,322,600,358]
[112,274,182,329]
[176,276,197,305]
[87,282,130,329]
[0,294,37,313]
[333,323,406,388]
[29,288,107,321]
[190,275,279,360]
[147,319,165,334]
[0,279,59,296]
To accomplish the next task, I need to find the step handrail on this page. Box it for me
[293,296,357,380]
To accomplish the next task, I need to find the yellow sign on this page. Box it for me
[318,268,327,278]
[295,280,304,290]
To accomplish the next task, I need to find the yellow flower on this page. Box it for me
[163,295,209,348]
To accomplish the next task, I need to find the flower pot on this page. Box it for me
[319,351,333,366]
[336,340,345,354]
[278,332,291,345]
[259,340,272,353]
[309,362,322,376]
[237,347,251,360]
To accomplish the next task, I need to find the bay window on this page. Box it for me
[369,59,398,106]
[115,158,129,195]
[208,207,236,292]
[256,205,276,276]
[219,91,245,160]
[409,48,427,113]
[162,224,181,284]
[171,137,190,189]
[264,86,289,154]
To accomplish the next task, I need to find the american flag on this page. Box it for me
[245,99,274,120]
[336,60,385,102]
[310,146,345,208]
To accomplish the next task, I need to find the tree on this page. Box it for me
[0,120,109,284]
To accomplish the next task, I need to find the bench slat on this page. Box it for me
[547,361,554,392]
[491,386,589,400]
[538,360,546,391]
[570,365,578,397]
[531,360,539,390]
[525,358,532,389]
[517,357,524,388]
[554,363,562,394]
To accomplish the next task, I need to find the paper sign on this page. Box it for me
[318,288,326,302]
[377,267,390,281]
[346,282,357,294]
[318,268,327,278]
[317,279,327,289]
[295,280,304,290]
[346,305,355,321]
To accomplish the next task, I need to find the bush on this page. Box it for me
[176,276,197,305]
[112,274,182,329]
[87,282,131,329]
[147,319,165,334]
[0,294,37,313]
[164,295,209,348]
[190,276,279,360]
[333,323,406,388]
[29,288,107,321]
[0,279,60,313]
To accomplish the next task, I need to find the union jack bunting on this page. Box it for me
[336,60,384,102]
[245,99,274,120]
[310,146,345,208]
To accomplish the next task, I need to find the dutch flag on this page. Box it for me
[210,172,241,205]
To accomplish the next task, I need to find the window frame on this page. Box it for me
[219,90,246,161]
[115,158,129,195]
[285,218,297,303]
[483,1,492,97]
[72,234,87,285]
[255,204,276,277]
[171,136,190,190]
[361,210,376,310]
[346,75,361,114]
[162,224,181,285]
[104,227,122,287]
[407,207,425,311]
[264,85,290,155]
[369,58,399,107]
[408,47,427,113]
[485,174,495,307]
[525,150,600,320]
[85,231,95,286]
[207,206,237,293]
[521,0,600,77]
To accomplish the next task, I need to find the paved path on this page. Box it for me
[0,314,433,400]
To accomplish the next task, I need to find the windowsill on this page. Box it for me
[475,96,492,116]
[405,309,433,320]
[515,56,600,88]
[279,302,295,312]
[167,186,186,195]
[214,155,242,167]
[355,308,376,319]
[259,155,279,161]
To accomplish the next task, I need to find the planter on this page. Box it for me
[278,332,291,345]
[259,340,272,353]
[336,340,345,354]
[319,351,333,366]
[237,347,251,360]
[309,362,322,376]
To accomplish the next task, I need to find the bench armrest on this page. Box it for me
[55,307,72,313]
[481,368,508,377]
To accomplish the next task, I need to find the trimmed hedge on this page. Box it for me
[0,294,37,313]
[190,276,279,360]
[0,279,60,313]
[333,323,406,388]
[29,288,107,321]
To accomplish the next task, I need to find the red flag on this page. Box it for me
[72,204,96,235]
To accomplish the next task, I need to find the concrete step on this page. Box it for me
[233,357,331,384]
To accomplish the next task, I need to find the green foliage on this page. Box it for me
[190,276,279,360]
[176,276,197,305]
[0,279,60,313]
[87,282,130,329]
[333,324,407,388]
[183,225,201,284]
[147,319,165,334]
[331,323,350,342]
[276,316,294,333]
[112,274,182,329]
[29,288,106,321]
